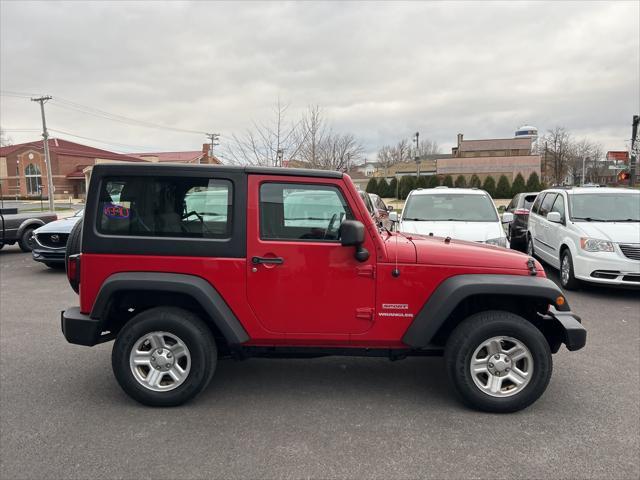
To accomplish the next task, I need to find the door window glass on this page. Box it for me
[539,193,557,217]
[260,183,353,241]
[531,193,545,214]
[550,194,565,222]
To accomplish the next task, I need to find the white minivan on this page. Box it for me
[527,187,640,289]
[391,187,509,247]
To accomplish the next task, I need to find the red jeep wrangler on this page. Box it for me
[61,164,586,412]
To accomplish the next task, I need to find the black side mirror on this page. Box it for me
[340,220,369,262]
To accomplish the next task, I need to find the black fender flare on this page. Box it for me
[17,218,45,238]
[402,274,569,348]
[90,272,249,345]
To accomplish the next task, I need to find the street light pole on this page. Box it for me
[276,149,284,167]
[581,156,586,186]
[413,132,420,178]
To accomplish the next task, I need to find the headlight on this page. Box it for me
[580,238,614,252]
[485,237,508,248]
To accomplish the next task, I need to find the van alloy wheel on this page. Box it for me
[129,331,191,392]
[469,335,534,397]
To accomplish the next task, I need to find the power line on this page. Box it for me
[49,128,167,152]
[51,97,209,135]
[2,90,211,136]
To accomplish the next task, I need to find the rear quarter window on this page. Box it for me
[97,176,232,239]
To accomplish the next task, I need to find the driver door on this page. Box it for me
[246,175,376,340]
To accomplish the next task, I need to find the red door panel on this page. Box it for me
[246,175,376,340]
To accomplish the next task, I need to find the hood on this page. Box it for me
[399,220,505,243]
[385,232,536,273]
[572,221,640,244]
[34,215,81,234]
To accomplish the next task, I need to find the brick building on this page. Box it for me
[438,133,541,182]
[0,140,221,199]
[0,138,146,199]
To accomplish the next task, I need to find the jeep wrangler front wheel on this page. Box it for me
[445,310,552,413]
[111,307,217,406]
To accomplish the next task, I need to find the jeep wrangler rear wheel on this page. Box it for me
[112,307,217,407]
[445,310,552,413]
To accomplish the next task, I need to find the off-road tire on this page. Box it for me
[445,310,552,413]
[560,249,580,290]
[18,227,36,252]
[112,307,217,407]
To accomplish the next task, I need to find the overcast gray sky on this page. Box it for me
[1,0,638,161]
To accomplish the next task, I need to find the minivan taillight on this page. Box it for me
[514,209,530,215]
[67,254,81,294]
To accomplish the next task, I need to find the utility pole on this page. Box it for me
[31,96,55,212]
[205,133,220,164]
[413,132,420,177]
[630,115,639,187]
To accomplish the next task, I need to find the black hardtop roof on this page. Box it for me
[91,162,343,179]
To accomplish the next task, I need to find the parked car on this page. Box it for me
[0,208,57,252]
[526,187,640,289]
[32,209,84,269]
[61,163,585,412]
[358,189,382,227]
[502,192,539,251]
[368,193,393,230]
[391,187,509,247]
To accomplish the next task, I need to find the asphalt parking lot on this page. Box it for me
[1,245,638,480]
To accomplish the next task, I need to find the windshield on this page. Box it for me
[403,194,499,222]
[570,193,640,222]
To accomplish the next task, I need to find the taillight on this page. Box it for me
[514,209,529,215]
[67,254,81,292]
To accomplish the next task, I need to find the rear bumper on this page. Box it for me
[545,306,587,351]
[61,307,113,346]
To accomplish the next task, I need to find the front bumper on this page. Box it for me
[573,250,640,287]
[32,248,66,263]
[61,307,114,346]
[543,306,587,352]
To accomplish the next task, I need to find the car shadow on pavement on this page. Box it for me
[197,356,455,408]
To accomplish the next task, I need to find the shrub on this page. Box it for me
[454,175,467,188]
[511,173,526,196]
[469,174,481,188]
[416,175,429,189]
[388,178,399,198]
[427,175,440,188]
[365,177,378,194]
[399,175,416,200]
[526,172,541,191]
[377,178,390,197]
[495,175,511,199]
[482,176,496,197]
[442,175,454,187]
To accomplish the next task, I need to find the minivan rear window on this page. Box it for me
[97,176,232,239]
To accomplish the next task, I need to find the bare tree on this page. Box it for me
[225,100,305,166]
[541,127,572,185]
[414,139,440,158]
[297,105,328,168]
[376,145,396,176]
[315,133,363,171]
